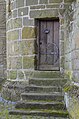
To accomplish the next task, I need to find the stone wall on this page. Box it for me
[0,0,6,82]
[1,0,73,101]
[4,0,79,118]
[6,0,73,81]
[64,0,79,118]
[64,0,79,83]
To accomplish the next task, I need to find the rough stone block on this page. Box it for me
[13,1,16,9]
[13,10,17,18]
[0,28,6,36]
[0,55,4,65]
[46,4,59,8]
[16,0,24,8]
[7,19,13,30]
[24,71,33,79]
[0,69,4,79]
[18,71,24,79]
[9,71,17,79]
[7,57,11,69]
[75,50,79,60]
[39,0,48,4]
[64,0,74,3]
[18,7,28,16]
[13,18,22,28]
[26,0,38,6]
[23,17,34,26]
[30,9,58,18]
[60,41,64,56]
[30,5,45,9]
[23,56,35,69]
[49,0,62,3]
[73,71,79,82]
[20,40,35,55]
[75,31,79,48]
[72,59,79,70]
[60,30,64,40]
[11,57,22,69]
[0,41,4,53]
[7,30,19,40]
[22,27,36,39]
[8,41,20,56]
[65,61,72,70]
[0,12,6,27]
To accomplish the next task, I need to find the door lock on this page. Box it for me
[44,29,50,34]
[40,42,42,45]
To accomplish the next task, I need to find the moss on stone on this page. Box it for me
[65,71,72,80]
[49,0,62,3]
[30,9,58,18]
[30,71,63,78]
[9,71,17,79]
[23,56,35,69]
[68,96,79,119]
[39,0,48,4]
[20,40,35,55]
[11,57,22,69]
[49,0,73,3]
[7,30,19,41]
[18,71,24,79]
[13,18,22,28]
[26,0,38,6]
[22,27,36,39]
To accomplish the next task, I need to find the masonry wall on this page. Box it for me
[3,0,79,118]
[64,0,79,118]
[64,0,79,83]
[0,0,6,82]
[6,0,73,81]
[1,0,73,101]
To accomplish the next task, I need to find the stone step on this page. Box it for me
[9,109,69,118]
[21,93,64,101]
[25,85,62,93]
[30,71,63,78]
[29,78,67,86]
[15,101,66,110]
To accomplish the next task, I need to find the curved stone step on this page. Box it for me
[29,71,63,78]
[21,93,64,101]
[29,78,67,86]
[9,109,69,118]
[25,85,62,93]
[15,101,66,110]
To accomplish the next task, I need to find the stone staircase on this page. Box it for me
[9,71,69,119]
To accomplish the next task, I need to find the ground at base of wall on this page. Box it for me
[0,102,69,119]
[67,96,79,119]
[64,81,79,119]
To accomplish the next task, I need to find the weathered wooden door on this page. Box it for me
[37,19,59,70]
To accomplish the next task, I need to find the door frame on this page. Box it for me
[36,18,60,71]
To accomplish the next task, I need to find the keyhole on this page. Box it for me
[40,42,42,45]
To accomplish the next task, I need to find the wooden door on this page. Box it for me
[37,19,59,70]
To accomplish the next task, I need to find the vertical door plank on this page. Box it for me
[54,21,59,67]
[39,21,47,65]
[47,21,54,65]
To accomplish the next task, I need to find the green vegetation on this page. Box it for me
[0,103,22,119]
